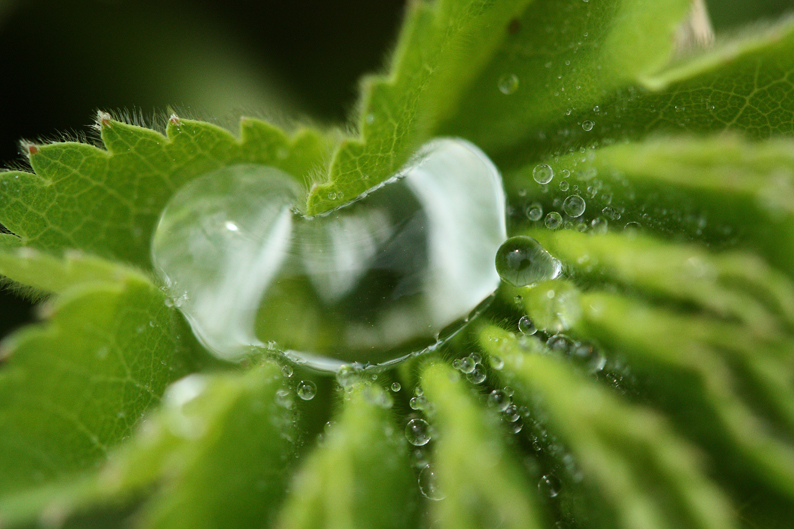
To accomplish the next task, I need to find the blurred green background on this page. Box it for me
[0,0,792,340]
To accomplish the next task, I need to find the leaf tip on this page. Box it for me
[168,113,182,127]
[20,140,39,157]
[94,111,113,131]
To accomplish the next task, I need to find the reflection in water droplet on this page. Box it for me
[562,195,586,217]
[296,380,317,400]
[419,465,446,500]
[532,164,554,184]
[495,236,562,287]
[391,382,401,392]
[538,474,561,497]
[405,418,432,446]
[151,139,507,372]
[545,212,563,229]
[582,120,594,131]
[518,316,537,335]
[498,73,519,95]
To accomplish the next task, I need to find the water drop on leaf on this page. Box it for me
[495,236,562,287]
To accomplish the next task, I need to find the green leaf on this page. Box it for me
[511,135,794,274]
[275,381,415,529]
[305,0,536,214]
[420,361,542,529]
[440,0,691,154]
[0,362,296,529]
[479,325,735,529]
[0,247,148,296]
[0,116,333,268]
[0,268,206,496]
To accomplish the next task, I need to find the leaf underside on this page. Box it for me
[2,1,794,528]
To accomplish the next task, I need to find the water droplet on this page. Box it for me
[562,195,586,217]
[488,389,510,411]
[275,388,293,409]
[466,364,487,384]
[281,364,293,378]
[581,120,594,131]
[410,395,428,410]
[391,381,401,392]
[418,465,446,500]
[538,474,561,497]
[558,180,570,192]
[151,139,507,371]
[336,365,359,387]
[590,217,608,234]
[544,212,563,229]
[489,355,504,370]
[495,236,562,288]
[458,356,476,374]
[518,316,537,335]
[498,73,519,95]
[525,202,543,221]
[532,164,554,184]
[405,418,432,446]
[296,380,317,400]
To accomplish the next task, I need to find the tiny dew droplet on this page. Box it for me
[488,389,510,411]
[336,365,359,387]
[495,236,562,287]
[532,164,554,184]
[582,120,594,131]
[296,380,317,400]
[538,474,562,498]
[526,202,543,221]
[418,465,446,500]
[562,195,586,217]
[281,364,293,378]
[466,364,487,384]
[518,315,537,335]
[489,355,504,370]
[391,381,402,392]
[405,418,432,446]
[498,73,519,94]
[545,211,563,229]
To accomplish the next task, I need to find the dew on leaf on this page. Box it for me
[418,465,446,500]
[582,120,594,131]
[562,195,586,217]
[488,389,510,411]
[495,236,562,287]
[532,164,554,184]
[466,364,487,384]
[538,474,561,497]
[296,380,317,400]
[151,139,507,372]
[545,212,563,229]
[391,382,401,392]
[498,73,519,94]
[526,202,543,221]
[405,418,432,446]
[518,316,537,335]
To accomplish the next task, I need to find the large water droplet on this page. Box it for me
[152,139,506,371]
[296,380,317,400]
[562,195,586,217]
[495,236,562,287]
[419,465,446,500]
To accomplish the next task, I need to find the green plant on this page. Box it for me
[1,0,794,527]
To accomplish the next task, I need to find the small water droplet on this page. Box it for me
[418,465,446,500]
[590,217,608,234]
[336,365,359,387]
[466,364,487,384]
[458,356,476,374]
[281,364,293,378]
[545,212,563,229]
[489,355,504,370]
[559,180,570,192]
[488,389,510,411]
[538,474,561,497]
[410,395,428,410]
[495,236,562,287]
[562,195,586,217]
[532,164,554,184]
[518,316,537,335]
[525,202,543,221]
[275,388,293,409]
[296,380,317,400]
[498,74,519,95]
[391,381,401,392]
[582,120,594,131]
[405,418,432,446]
